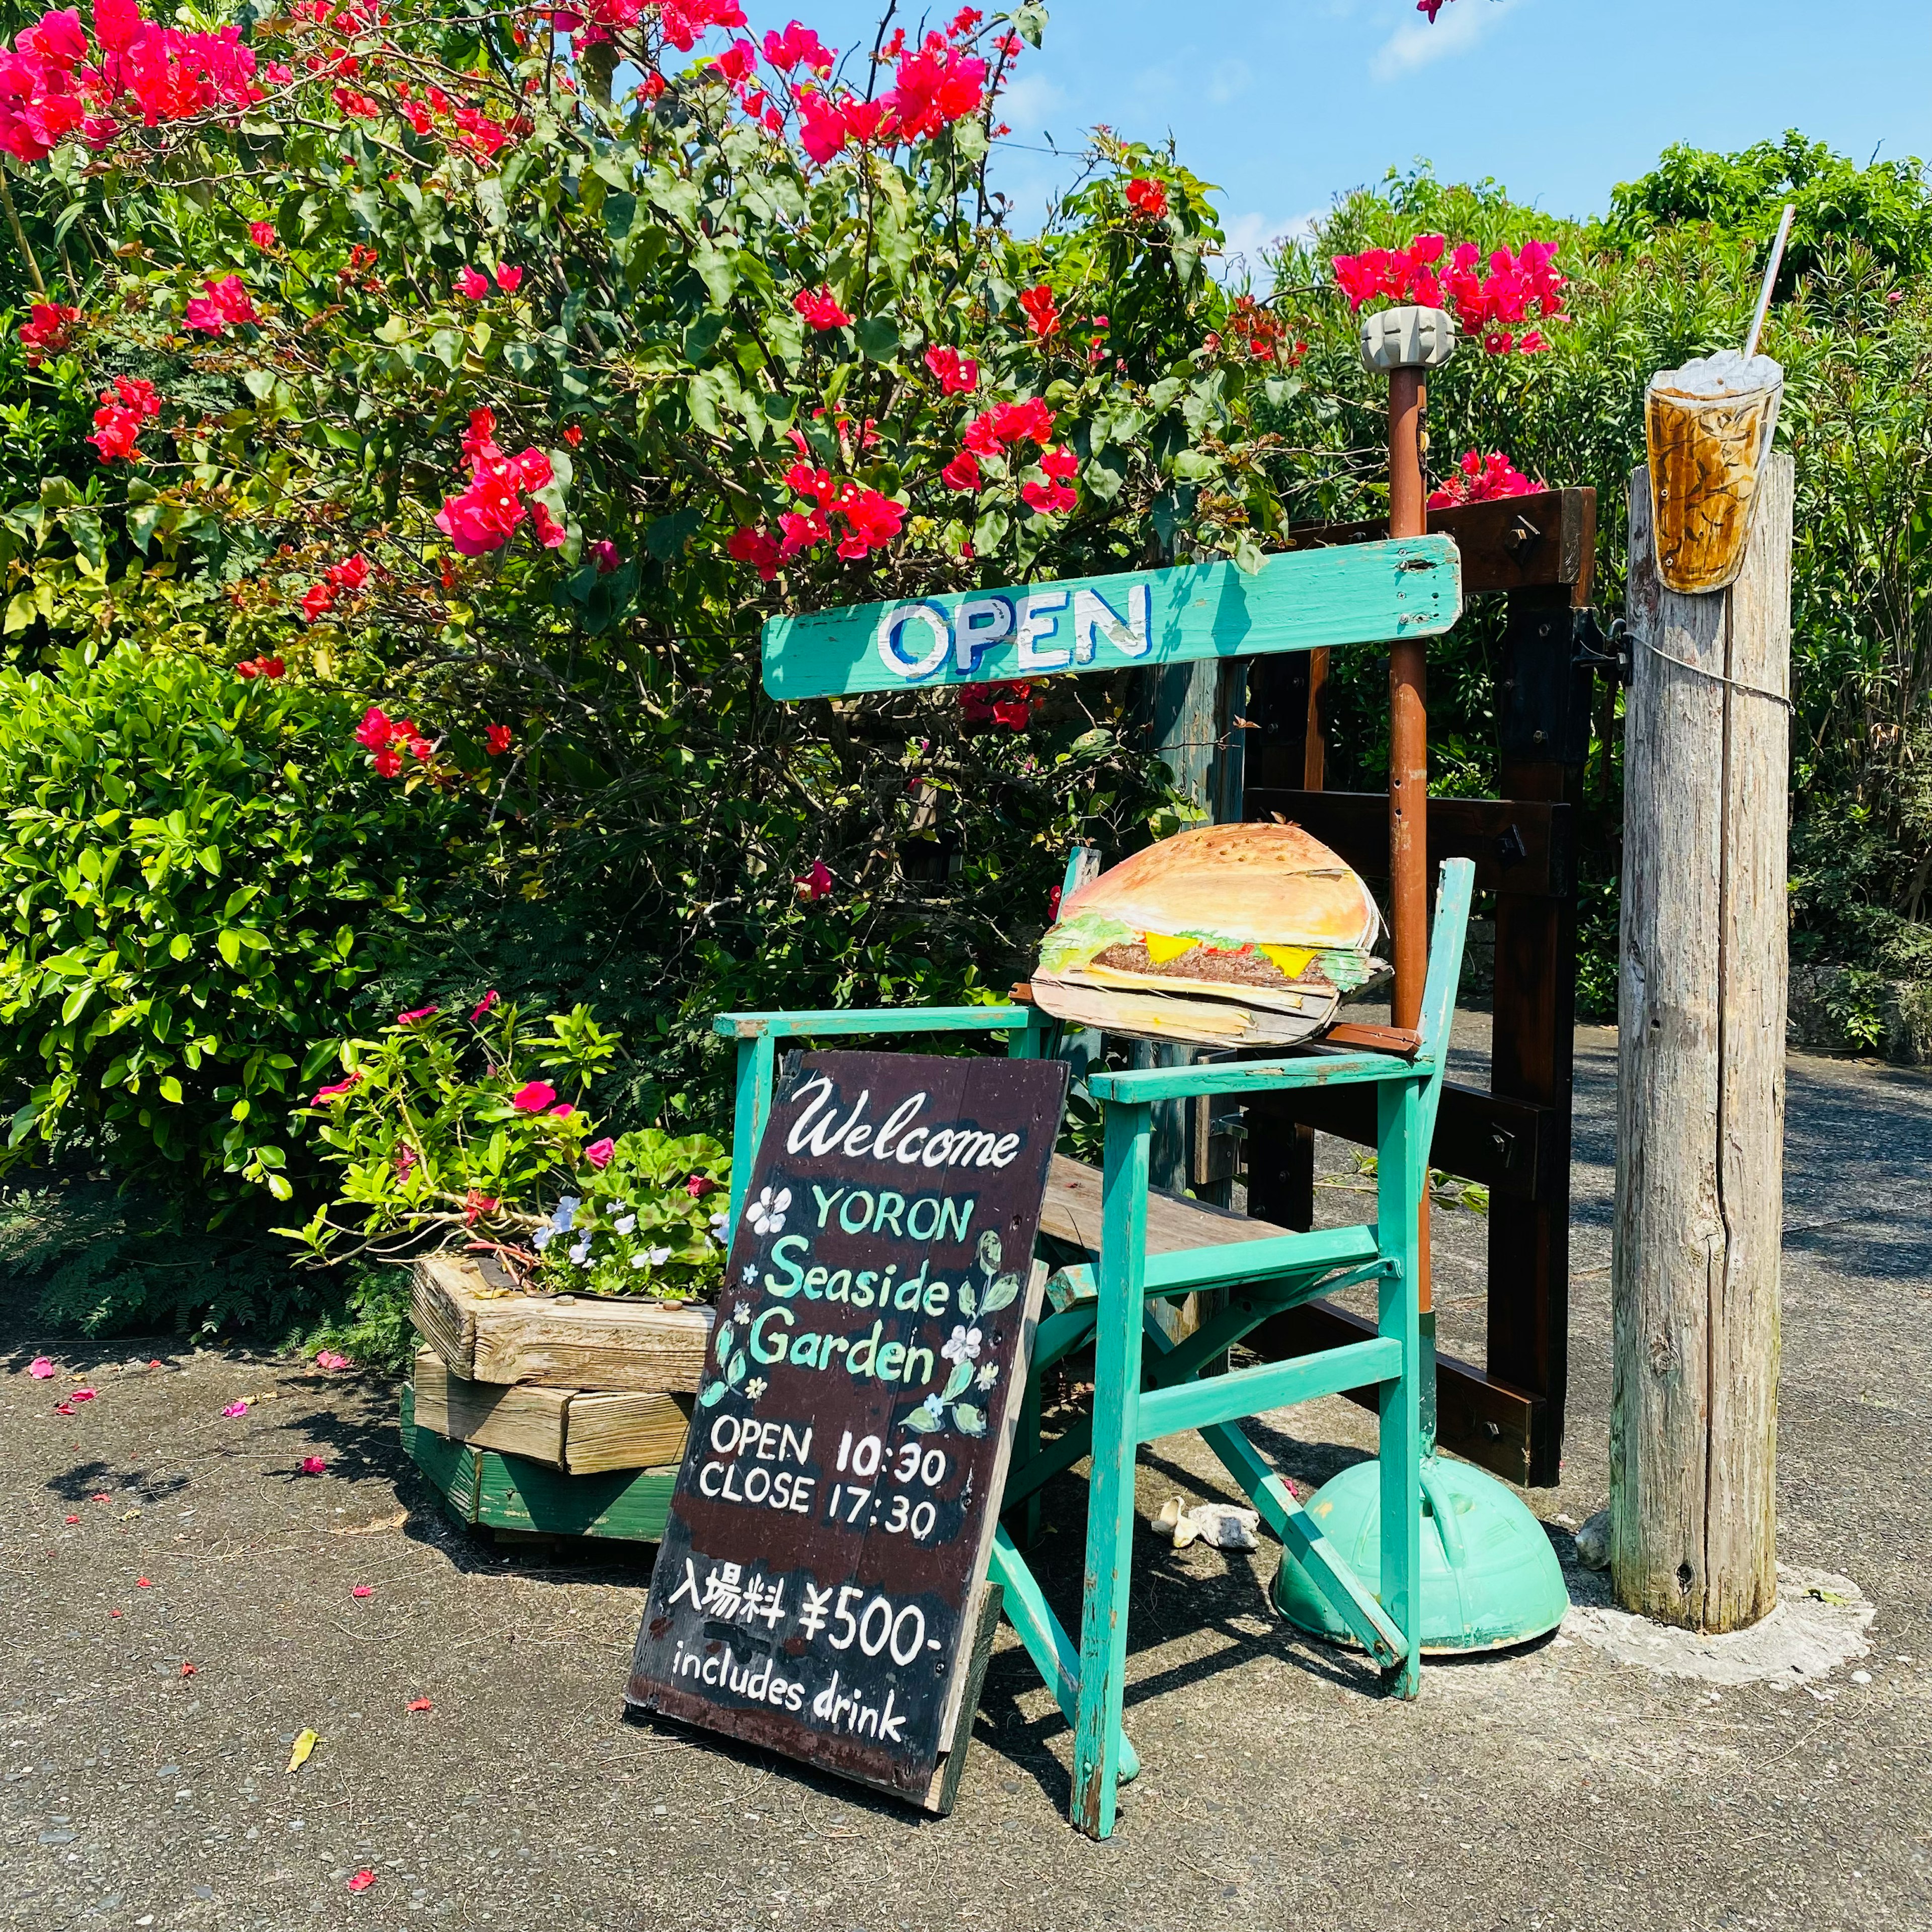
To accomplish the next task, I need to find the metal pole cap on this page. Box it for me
[1360,304,1458,372]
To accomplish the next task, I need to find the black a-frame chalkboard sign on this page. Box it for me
[626,1049,1068,1810]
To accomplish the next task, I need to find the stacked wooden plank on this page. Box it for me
[401,1252,712,1544]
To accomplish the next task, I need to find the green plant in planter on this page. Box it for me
[528,1130,732,1304]
[285,994,614,1254]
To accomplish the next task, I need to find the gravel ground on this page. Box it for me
[3,1026,1928,1932]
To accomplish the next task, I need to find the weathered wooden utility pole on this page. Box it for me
[1613,447,1793,1631]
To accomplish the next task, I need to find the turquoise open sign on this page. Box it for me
[759,535,1462,702]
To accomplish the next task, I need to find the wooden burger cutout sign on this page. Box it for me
[626,1049,1069,1810]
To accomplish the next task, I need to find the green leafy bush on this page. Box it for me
[0,644,473,1214]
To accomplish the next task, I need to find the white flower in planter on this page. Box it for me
[746,1185,790,1236]
[532,1226,554,1251]
[940,1324,983,1366]
[551,1196,580,1231]
[570,1238,593,1266]
[645,1245,673,1267]
[709,1210,729,1231]
[613,1213,637,1236]
[630,1252,650,1270]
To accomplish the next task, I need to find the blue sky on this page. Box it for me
[788,0,1931,269]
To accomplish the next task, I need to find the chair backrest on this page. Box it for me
[1414,855,1476,1151]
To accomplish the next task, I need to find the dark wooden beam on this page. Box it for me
[1283,488,1596,597]
[1244,788,1574,899]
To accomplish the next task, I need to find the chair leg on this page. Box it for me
[1072,1100,1149,1840]
[1376,1079,1424,1699]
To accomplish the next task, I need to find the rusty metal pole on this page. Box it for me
[1360,305,1458,1446]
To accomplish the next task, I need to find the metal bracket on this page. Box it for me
[1571,609,1631,686]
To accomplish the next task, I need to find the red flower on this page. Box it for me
[455,266,491,300]
[793,287,852,331]
[832,485,904,559]
[1427,449,1542,510]
[924,345,979,394]
[87,378,160,464]
[685,1173,718,1198]
[584,1136,615,1169]
[235,659,260,680]
[1018,283,1060,339]
[1048,883,1062,919]
[727,525,781,581]
[327,553,371,592]
[18,301,79,363]
[396,1005,439,1025]
[300,583,337,624]
[880,32,987,138]
[310,1071,363,1104]
[1124,177,1167,221]
[183,274,257,336]
[460,407,500,474]
[562,424,583,446]
[714,37,757,82]
[462,1188,499,1225]
[587,538,623,575]
[511,1080,558,1112]
[529,502,568,549]
[548,1101,573,1118]
[354,705,392,750]
[941,450,981,493]
[959,681,1038,730]
[300,1456,327,1475]
[795,859,834,903]
[1039,444,1077,481]
[347,1870,375,1892]
[495,264,524,293]
[249,221,276,249]
[484,724,513,756]
[470,990,500,1021]
[993,397,1054,446]
[372,746,404,777]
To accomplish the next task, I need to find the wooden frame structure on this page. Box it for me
[1237,487,1602,1487]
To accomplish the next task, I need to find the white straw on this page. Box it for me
[1744,204,1796,360]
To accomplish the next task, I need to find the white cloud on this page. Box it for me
[1216,209,1324,283]
[1372,0,1528,82]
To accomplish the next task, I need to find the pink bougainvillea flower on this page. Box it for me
[1427,448,1542,510]
[959,680,1039,730]
[350,1585,373,1599]
[248,221,276,249]
[300,1456,327,1475]
[435,469,525,556]
[727,525,781,581]
[65,1513,79,1524]
[315,1350,351,1371]
[222,1401,250,1417]
[584,1137,615,1169]
[136,1576,151,1587]
[586,538,622,575]
[484,724,513,756]
[940,450,981,493]
[795,859,834,903]
[494,264,524,293]
[462,1188,499,1226]
[455,265,492,300]
[470,990,500,1020]
[396,1005,439,1025]
[54,1400,75,1414]
[71,1388,96,1402]
[792,286,852,330]
[327,553,372,592]
[181,1662,196,1676]
[529,502,568,549]
[373,746,404,778]
[406,1696,433,1713]
[548,1102,574,1119]
[880,31,987,138]
[183,274,257,336]
[310,1071,363,1104]
[347,1868,376,1890]
[511,1081,558,1113]
[763,20,834,71]
[299,583,337,624]
[29,1356,54,1379]
[924,345,979,395]
[354,705,393,750]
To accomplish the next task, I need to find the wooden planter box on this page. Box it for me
[411,1252,713,1392]
[400,1386,677,1545]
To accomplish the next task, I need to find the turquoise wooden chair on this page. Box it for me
[713,855,1475,1838]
